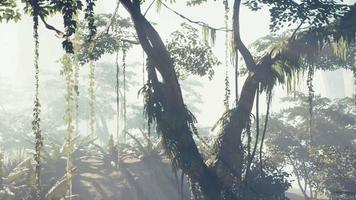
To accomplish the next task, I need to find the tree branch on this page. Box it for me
[233,0,257,71]
[288,19,305,42]
[158,0,230,32]
[144,0,156,16]
[39,15,65,37]
[288,155,308,198]
[94,0,121,40]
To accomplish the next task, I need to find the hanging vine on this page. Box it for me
[84,0,97,40]
[88,44,96,137]
[61,54,75,200]
[307,65,314,144]
[30,1,43,198]
[85,3,97,142]
[122,48,127,144]
[259,90,272,173]
[74,61,80,134]
[223,0,230,111]
[246,83,260,179]
[246,118,252,167]
[142,50,151,149]
[0,149,3,189]
[72,18,80,136]
[115,50,120,143]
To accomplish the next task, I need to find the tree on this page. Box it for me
[1,0,355,199]
[266,94,356,199]
[120,1,355,199]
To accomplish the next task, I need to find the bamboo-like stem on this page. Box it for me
[62,54,75,200]
[88,43,96,137]
[116,50,120,143]
[122,48,127,144]
[223,2,230,111]
[32,7,43,199]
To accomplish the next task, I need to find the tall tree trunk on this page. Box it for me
[214,74,258,188]
[120,0,269,198]
[120,1,220,199]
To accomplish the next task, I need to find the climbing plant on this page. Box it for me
[88,51,96,137]
[307,65,314,144]
[61,54,75,199]
[0,149,3,190]
[223,0,231,111]
[122,47,127,143]
[28,0,43,198]
[115,50,120,143]
[1,0,355,199]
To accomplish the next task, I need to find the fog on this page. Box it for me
[0,0,355,199]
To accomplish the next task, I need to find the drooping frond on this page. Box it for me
[253,5,356,92]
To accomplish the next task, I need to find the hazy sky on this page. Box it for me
[0,0,354,194]
[0,0,354,127]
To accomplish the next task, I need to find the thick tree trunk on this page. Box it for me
[214,74,258,188]
[120,1,266,198]
[120,1,220,199]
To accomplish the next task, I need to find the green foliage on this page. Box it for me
[211,108,237,153]
[31,0,84,53]
[30,1,43,198]
[310,145,355,194]
[11,0,98,53]
[167,23,220,80]
[202,24,216,46]
[223,72,231,110]
[306,65,314,143]
[244,0,350,32]
[266,94,356,197]
[139,75,200,172]
[61,54,75,199]
[269,94,356,148]
[0,0,20,22]
[61,0,83,53]
[155,0,176,13]
[84,0,97,40]
[249,6,355,93]
[224,4,231,110]
[186,0,208,6]
[237,166,291,200]
[76,14,134,64]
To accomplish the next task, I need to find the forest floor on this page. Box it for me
[63,155,190,200]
